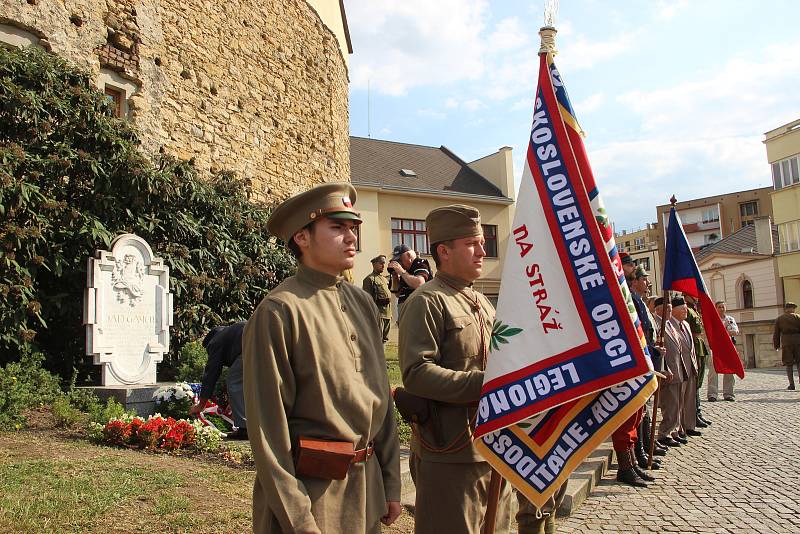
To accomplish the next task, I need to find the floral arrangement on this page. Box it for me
[94,413,222,452]
[152,382,196,420]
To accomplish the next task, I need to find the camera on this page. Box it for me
[388,267,395,274]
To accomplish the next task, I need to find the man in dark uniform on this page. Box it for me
[773,302,800,390]
[629,266,667,467]
[363,255,392,343]
[388,244,431,307]
[189,321,248,439]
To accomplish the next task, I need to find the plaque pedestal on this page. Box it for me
[81,383,167,417]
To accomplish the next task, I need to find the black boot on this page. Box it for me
[633,463,657,482]
[634,435,660,469]
[616,449,648,488]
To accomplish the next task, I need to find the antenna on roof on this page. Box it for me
[367,79,372,139]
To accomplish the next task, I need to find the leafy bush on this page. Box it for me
[87,396,129,426]
[192,419,223,452]
[176,341,207,383]
[0,351,61,430]
[51,395,82,428]
[0,46,295,381]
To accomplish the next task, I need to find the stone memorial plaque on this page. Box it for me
[84,234,173,386]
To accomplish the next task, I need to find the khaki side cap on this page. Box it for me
[267,182,361,242]
[426,204,482,245]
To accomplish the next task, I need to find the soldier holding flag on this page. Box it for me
[399,204,512,534]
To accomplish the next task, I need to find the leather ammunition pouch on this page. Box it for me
[294,438,374,480]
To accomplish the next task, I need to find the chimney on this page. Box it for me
[467,146,515,199]
[754,216,773,255]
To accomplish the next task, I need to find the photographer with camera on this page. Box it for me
[363,255,392,343]
[388,244,431,308]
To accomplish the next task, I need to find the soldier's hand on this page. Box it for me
[188,403,203,417]
[666,370,674,382]
[381,501,402,526]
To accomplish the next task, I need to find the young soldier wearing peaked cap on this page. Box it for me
[398,204,512,534]
[243,182,401,534]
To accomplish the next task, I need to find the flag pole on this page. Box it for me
[648,195,677,468]
[480,21,561,533]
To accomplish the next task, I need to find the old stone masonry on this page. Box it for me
[560,369,800,534]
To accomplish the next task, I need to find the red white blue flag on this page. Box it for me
[473,49,657,508]
[663,207,745,378]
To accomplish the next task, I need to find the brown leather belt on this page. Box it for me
[351,442,375,463]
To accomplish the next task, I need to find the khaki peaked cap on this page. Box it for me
[267,182,362,242]
[426,204,482,244]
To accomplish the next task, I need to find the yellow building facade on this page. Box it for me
[350,137,515,304]
[764,118,800,304]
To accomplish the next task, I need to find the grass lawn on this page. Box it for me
[0,429,415,533]
[0,430,254,533]
[385,342,402,388]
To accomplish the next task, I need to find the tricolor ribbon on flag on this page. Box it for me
[473,48,657,508]
[663,207,746,378]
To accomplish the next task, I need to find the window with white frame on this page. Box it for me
[701,207,719,223]
[772,154,800,190]
[778,220,800,253]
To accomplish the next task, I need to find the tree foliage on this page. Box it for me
[0,47,295,381]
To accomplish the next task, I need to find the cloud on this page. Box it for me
[655,0,690,20]
[417,108,446,119]
[347,0,488,95]
[574,93,605,115]
[462,99,486,111]
[444,97,459,109]
[617,40,800,139]
[557,30,640,72]
[582,37,800,228]
[487,17,531,51]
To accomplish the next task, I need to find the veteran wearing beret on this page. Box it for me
[363,255,392,343]
[243,182,401,534]
[670,296,700,441]
[398,204,511,534]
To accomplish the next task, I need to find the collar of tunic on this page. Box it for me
[296,264,342,290]
[434,271,473,290]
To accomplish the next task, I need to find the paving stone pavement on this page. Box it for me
[559,368,800,534]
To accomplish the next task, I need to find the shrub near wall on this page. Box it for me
[0,47,296,380]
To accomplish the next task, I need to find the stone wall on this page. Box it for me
[0,0,350,201]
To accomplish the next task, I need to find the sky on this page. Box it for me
[345,0,800,232]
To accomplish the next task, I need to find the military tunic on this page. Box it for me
[362,272,392,319]
[243,265,401,534]
[774,312,800,365]
[399,271,511,533]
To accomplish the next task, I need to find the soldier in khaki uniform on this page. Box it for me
[773,302,800,390]
[243,183,402,534]
[398,204,511,534]
[362,255,392,343]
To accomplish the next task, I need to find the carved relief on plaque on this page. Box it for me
[83,234,173,386]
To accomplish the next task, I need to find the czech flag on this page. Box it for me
[663,207,745,378]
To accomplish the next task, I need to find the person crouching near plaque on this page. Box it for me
[398,204,512,534]
[243,182,401,534]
